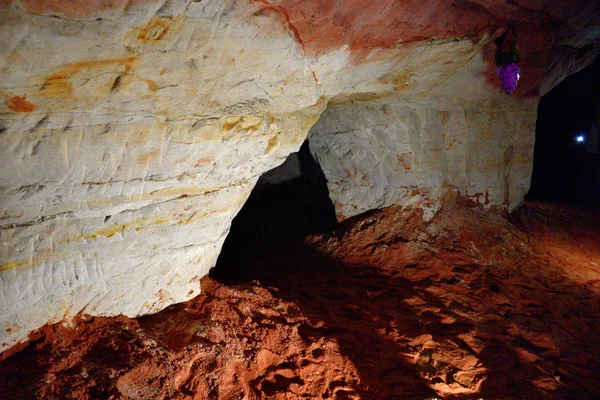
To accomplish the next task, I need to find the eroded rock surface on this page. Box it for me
[1,0,599,350]
[309,96,536,220]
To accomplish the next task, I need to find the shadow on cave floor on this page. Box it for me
[210,143,600,398]
[210,143,439,398]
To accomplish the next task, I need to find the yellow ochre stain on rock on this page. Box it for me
[136,16,173,41]
[0,180,254,272]
[82,216,170,240]
[0,259,33,273]
[0,252,63,273]
[265,135,278,153]
[39,57,138,98]
[223,115,263,132]
[137,149,161,165]
[0,216,170,272]
[145,79,159,91]
[223,116,241,131]
[377,71,411,92]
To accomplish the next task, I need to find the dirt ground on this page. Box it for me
[1,200,599,399]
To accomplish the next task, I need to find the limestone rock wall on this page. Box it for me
[309,99,537,221]
[1,0,598,351]
[0,106,324,350]
[0,0,331,350]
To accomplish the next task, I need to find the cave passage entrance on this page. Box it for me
[210,140,337,283]
[527,57,600,208]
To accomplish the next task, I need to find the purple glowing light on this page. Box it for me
[497,63,520,94]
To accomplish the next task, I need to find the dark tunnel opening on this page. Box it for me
[527,57,600,208]
[210,140,337,283]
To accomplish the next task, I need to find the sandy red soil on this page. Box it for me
[1,200,599,399]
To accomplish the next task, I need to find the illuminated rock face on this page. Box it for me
[0,0,329,350]
[1,0,599,350]
[309,95,537,221]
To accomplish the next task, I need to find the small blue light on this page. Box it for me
[576,135,585,143]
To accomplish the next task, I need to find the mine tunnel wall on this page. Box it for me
[308,98,537,221]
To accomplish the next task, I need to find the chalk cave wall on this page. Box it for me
[1,0,599,351]
[309,98,536,221]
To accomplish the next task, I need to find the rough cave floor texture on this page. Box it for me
[1,186,600,399]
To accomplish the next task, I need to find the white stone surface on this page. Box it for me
[0,0,333,350]
[309,55,538,221]
[0,0,576,351]
[0,105,326,349]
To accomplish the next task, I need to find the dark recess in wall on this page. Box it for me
[527,57,600,208]
[210,140,337,282]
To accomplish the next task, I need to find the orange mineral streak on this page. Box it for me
[39,57,138,99]
[252,0,566,96]
[253,0,306,54]
[17,0,160,19]
[6,94,37,112]
[252,0,493,60]
[135,16,174,42]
